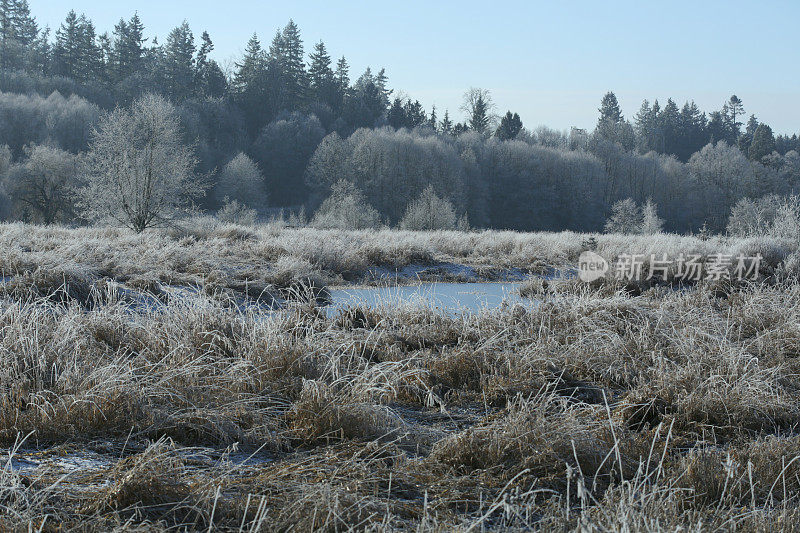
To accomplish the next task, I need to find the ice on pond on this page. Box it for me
[326,282,531,316]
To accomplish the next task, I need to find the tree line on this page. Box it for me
[0,1,799,234]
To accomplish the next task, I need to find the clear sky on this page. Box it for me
[30,0,800,134]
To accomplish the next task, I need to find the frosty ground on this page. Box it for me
[2,221,800,530]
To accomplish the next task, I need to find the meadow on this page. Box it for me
[2,221,800,530]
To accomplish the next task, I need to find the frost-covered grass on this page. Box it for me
[0,218,795,290]
[2,222,800,530]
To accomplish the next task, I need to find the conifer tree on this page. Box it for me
[53,10,81,79]
[749,123,776,161]
[728,94,744,137]
[439,109,453,134]
[112,13,146,82]
[308,40,337,106]
[163,21,196,101]
[428,105,437,130]
[495,111,522,140]
[194,31,226,97]
[276,19,307,108]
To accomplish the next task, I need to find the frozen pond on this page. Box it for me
[327,282,530,316]
[0,275,537,317]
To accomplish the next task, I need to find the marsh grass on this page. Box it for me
[2,223,800,530]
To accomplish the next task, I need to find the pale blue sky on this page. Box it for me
[31,0,800,134]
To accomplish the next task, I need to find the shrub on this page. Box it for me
[216,197,257,226]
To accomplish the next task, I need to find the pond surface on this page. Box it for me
[327,282,530,316]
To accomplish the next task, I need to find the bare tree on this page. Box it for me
[80,94,202,232]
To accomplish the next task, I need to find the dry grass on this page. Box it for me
[2,222,800,530]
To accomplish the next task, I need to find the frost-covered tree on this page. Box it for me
[3,144,79,224]
[80,94,202,232]
[640,199,664,234]
[727,194,800,240]
[304,131,349,195]
[688,141,781,231]
[251,111,325,206]
[604,198,641,234]
[0,91,100,156]
[0,144,10,176]
[311,179,380,230]
[213,152,265,209]
[399,185,457,231]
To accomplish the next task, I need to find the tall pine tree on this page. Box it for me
[162,21,196,101]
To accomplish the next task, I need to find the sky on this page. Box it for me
[30,0,800,134]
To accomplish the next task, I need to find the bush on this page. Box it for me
[216,198,257,226]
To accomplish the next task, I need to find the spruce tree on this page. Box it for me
[163,21,196,101]
[308,40,337,107]
[233,33,273,134]
[277,19,307,108]
[374,67,391,107]
[0,0,38,71]
[738,115,759,155]
[598,91,622,125]
[749,123,776,161]
[333,56,350,111]
[233,33,264,92]
[387,97,406,129]
[595,91,632,148]
[659,98,680,156]
[428,105,437,130]
[495,111,522,140]
[112,13,146,82]
[439,110,453,134]
[195,31,226,97]
[334,56,349,91]
[634,100,654,152]
[53,10,81,79]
